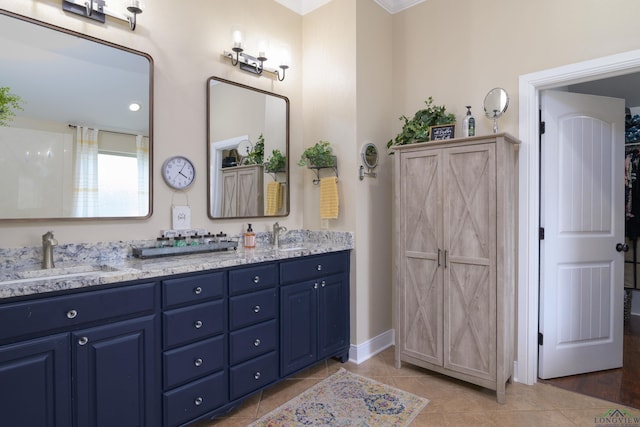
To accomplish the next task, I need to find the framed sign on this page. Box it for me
[430,124,455,141]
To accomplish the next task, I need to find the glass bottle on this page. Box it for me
[463,105,476,137]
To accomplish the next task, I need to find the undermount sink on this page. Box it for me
[0,264,121,285]
[277,246,308,252]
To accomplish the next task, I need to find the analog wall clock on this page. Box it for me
[161,156,195,190]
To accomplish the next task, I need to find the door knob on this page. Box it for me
[616,243,629,252]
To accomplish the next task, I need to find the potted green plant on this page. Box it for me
[298,140,336,168]
[264,149,287,173]
[0,87,24,127]
[243,134,265,165]
[386,97,455,150]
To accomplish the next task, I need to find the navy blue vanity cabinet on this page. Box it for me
[280,251,350,376]
[228,263,279,400]
[0,334,71,427]
[0,281,160,427]
[73,315,159,427]
[161,271,228,427]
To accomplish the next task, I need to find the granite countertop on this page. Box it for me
[0,230,353,300]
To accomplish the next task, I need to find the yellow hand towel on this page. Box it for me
[320,177,339,219]
[266,181,282,215]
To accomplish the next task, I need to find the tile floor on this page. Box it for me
[193,347,640,426]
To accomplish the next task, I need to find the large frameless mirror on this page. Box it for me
[207,77,289,218]
[0,10,153,221]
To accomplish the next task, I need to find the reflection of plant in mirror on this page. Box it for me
[386,97,455,150]
[264,149,286,173]
[0,87,24,126]
[298,140,335,167]
[244,134,264,165]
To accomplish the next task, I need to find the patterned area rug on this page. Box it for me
[248,368,428,427]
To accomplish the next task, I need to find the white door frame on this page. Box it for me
[517,48,640,385]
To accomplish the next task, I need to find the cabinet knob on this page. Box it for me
[314,282,318,289]
[253,305,261,313]
[194,320,203,329]
[193,286,202,295]
[66,309,78,319]
[78,336,88,346]
[253,275,260,284]
[321,280,326,287]
[194,397,203,406]
[194,358,203,367]
[316,264,322,271]
[254,371,261,380]
[254,338,261,347]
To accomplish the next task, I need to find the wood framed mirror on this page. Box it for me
[0,10,153,221]
[207,77,289,219]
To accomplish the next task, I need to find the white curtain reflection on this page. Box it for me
[72,126,99,216]
[136,135,149,215]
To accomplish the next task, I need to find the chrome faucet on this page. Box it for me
[273,222,287,248]
[42,231,58,269]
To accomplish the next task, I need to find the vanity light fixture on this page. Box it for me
[223,32,290,81]
[62,0,143,31]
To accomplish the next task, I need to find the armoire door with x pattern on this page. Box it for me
[443,144,496,381]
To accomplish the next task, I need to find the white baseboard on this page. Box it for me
[348,329,395,364]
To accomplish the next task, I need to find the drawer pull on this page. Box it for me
[317,264,322,271]
[194,358,203,367]
[194,397,203,406]
[78,336,89,346]
[253,305,261,313]
[193,286,202,295]
[254,338,261,347]
[194,320,203,329]
[254,371,261,380]
[321,280,326,288]
[66,309,78,319]
[253,275,260,284]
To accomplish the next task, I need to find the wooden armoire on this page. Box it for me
[393,133,519,403]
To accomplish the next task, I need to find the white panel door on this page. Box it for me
[539,90,625,379]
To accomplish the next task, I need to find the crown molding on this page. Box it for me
[373,0,426,14]
[275,0,425,15]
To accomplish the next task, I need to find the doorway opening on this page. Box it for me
[518,49,640,408]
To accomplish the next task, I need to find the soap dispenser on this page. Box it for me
[462,105,476,137]
[244,224,256,249]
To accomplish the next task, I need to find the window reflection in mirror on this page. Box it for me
[207,77,289,219]
[0,10,153,221]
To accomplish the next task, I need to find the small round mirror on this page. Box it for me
[483,88,509,133]
[362,143,378,169]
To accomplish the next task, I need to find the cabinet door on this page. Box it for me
[399,149,443,366]
[221,170,238,217]
[73,315,159,427]
[0,334,71,427]
[237,166,263,217]
[280,280,317,376]
[443,144,496,380]
[317,273,349,359]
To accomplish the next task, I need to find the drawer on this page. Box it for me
[163,335,225,390]
[0,282,157,343]
[162,271,225,309]
[228,264,277,295]
[229,351,278,400]
[229,288,277,331]
[279,252,348,284]
[163,370,227,427]
[229,320,277,365]
[163,300,225,349]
